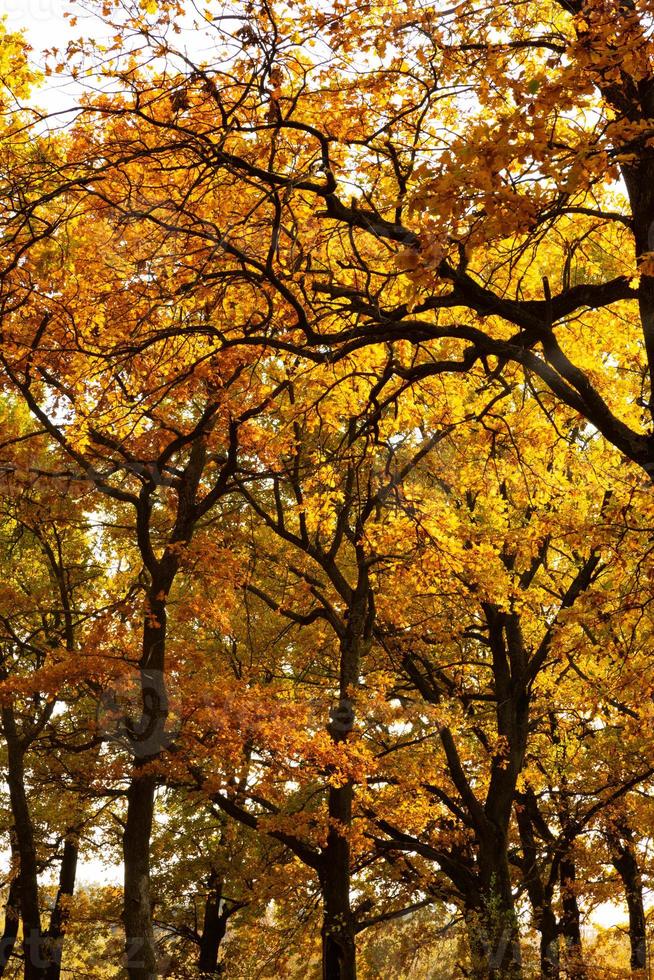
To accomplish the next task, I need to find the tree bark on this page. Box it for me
[559,857,586,980]
[121,432,212,978]
[607,827,647,978]
[122,582,172,980]
[198,875,228,975]
[475,835,523,980]
[123,770,159,980]
[465,908,490,980]
[44,832,79,980]
[2,707,46,980]
[0,872,20,976]
[538,910,560,980]
[515,800,559,979]
[402,603,527,979]
[321,782,356,980]
[319,570,372,980]
[470,607,526,979]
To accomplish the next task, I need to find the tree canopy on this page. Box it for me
[2,1,654,978]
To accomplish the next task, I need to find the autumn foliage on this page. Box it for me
[2,0,654,977]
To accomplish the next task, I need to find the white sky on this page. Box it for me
[1,0,115,115]
[1,0,75,60]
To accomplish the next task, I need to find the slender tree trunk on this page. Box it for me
[121,434,209,978]
[0,871,20,976]
[515,800,558,979]
[318,575,371,980]
[2,707,46,980]
[123,585,171,980]
[198,875,227,975]
[321,782,356,980]
[123,770,159,980]
[607,829,647,978]
[470,607,526,978]
[43,832,79,980]
[559,857,586,980]
[519,866,559,978]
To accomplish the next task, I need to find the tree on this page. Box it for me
[0,140,289,974]
[0,405,109,979]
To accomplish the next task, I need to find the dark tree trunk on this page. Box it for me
[476,837,523,980]
[559,857,585,980]
[464,891,522,980]
[465,908,490,980]
[318,575,371,980]
[123,585,172,980]
[198,875,228,975]
[43,833,79,980]
[466,606,527,979]
[403,603,529,979]
[520,874,559,978]
[321,781,356,980]
[123,770,159,980]
[538,910,560,980]
[2,707,46,980]
[607,828,647,977]
[515,797,558,979]
[0,872,20,976]
[121,433,211,978]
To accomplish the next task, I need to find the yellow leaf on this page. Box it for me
[395,247,420,272]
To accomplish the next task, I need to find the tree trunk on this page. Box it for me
[2,707,46,980]
[515,798,559,979]
[464,892,522,980]
[559,857,585,980]
[120,429,210,978]
[538,908,559,980]
[475,839,523,980]
[468,607,526,978]
[0,872,20,976]
[465,908,490,980]
[198,875,228,975]
[321,782,356,980]
[319,577,371,980]
[607,829,647,978]
[122,586,171,980]
[43,832,79,980]
[123,770,159,980]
